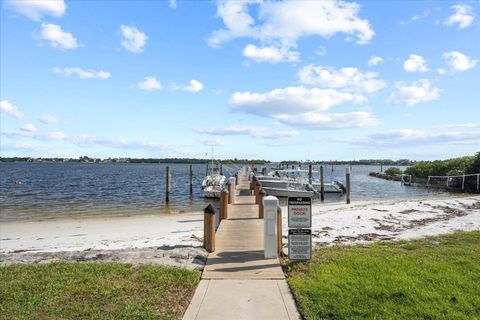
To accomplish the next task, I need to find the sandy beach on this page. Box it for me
[1,195,479,268]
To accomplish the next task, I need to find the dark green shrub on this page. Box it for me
[385,167,403,175]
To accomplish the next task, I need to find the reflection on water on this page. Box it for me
[1,162,449,221]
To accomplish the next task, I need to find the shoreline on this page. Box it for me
[1,195,479,268]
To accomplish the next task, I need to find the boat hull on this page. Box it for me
[261,187,315,198]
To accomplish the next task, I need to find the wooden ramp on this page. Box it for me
[202,173,284,279]
[183,169,300,320]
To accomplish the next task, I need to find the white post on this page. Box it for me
[229,177,236,204]
[263,196,278,258]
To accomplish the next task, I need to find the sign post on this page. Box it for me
[288,197,312,261]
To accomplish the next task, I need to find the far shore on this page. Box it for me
[1,195,479,268]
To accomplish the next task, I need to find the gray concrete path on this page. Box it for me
[183,169,300,320]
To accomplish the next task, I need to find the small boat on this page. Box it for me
[261,186,315,198]
[201,146,226,199]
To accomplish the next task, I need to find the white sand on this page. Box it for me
[279,195,480,246]
[1,196,479,267]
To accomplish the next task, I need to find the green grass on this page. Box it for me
[285,231,480,320]
[0,262,200,319]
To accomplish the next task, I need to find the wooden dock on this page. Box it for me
[183,169,299,319]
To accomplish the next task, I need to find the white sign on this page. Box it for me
[288,197,312,228]
[288,229,311,260]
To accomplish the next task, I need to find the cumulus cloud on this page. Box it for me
[5,0,66,21]
[38,114,58,124]
[194,125,299,139]
[403,54,429,72]
[182,79,204,93]
[444,4,475,29]
[20,123,37,132]
[276,112,380,129]
[201,138,225,146]
[437,68,447,75]
[338,128,480,147]
[169,0,177,9]
[136,77,162,91]
[433,123,480,129]
[242,44,299,63]
[368,56,383,66]
[1,129,68,141]
[230,86,365,117]
[443,51,477,71]
[53,67,111,79]
[0,100,24,119]
[208,0,374,62]
[120,25,148,53]
[386,79,440,106]
[297,65,386,93]
[38,23,78,50]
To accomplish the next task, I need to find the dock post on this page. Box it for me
[462,175,465,192]
[204,204,216,253]
[346,167,351,204]
[229,177,236,204]
[220,189,229,220]
[277,206,283,256]
[235,173,238,185]
[263,196,278,258]
[220,163,223,175]
[380,163,383,173]
[227,181,232,204]
[320,165,325,202]
[166,166,171,203]
[308,164,312,184]
[189,164,193,195]
[254,181,261,197]
[258,189,265,219]
[477,174,479,192]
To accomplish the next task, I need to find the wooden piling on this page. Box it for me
[189,164,193,195]
[204,204,216,253]
[320,165,325,202]
[227,181,233,204]
[308,164,312,184]
[258,189,265,219]
[346,167,351,204]
[166,166,171,203]
[277,206,283,256]
[220,189,229,220]
[254,181,261,197]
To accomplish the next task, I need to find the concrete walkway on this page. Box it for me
[183,170,300,320]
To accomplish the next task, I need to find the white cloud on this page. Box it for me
[437,68,447,75]
[339,128,480,147]
[53,67,111,79]
[0,100,24,119]
[201,138,225,146]
[444,4,474,29]
[386,79,440,106]
[5,0,66,21]
[443,51,477,71]
[183,79,204,93]
[169,0,177,9]
[120,25,148,53]
[208,0,374,61]
[276,111,380,129]
[38,114,58,124]
[298,65,386,93]
[20,123,37,132]
[433,123,480,129]
[242,44,299,63]
[194,125,299,139]
[230,86,365,117]
[136,77,162,91]
[403,54,429,72]
[368,56,383,66]
[38,23,78,50]
[400,9,431,25]
[1,129,67,141]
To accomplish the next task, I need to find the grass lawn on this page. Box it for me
[0,262,200,319]
[286,231,480,320]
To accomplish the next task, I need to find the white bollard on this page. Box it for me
[229,177,236,204]
[263,195,278,258]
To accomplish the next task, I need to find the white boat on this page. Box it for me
[261,186,315,198]
[256,169,345,193]
[201,146,226,199]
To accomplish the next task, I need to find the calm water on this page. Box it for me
[0,162,449,222]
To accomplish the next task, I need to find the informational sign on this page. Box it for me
[288,197,312,228]
[288,229,312,260]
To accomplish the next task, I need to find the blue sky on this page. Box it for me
[1,0,479,161]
